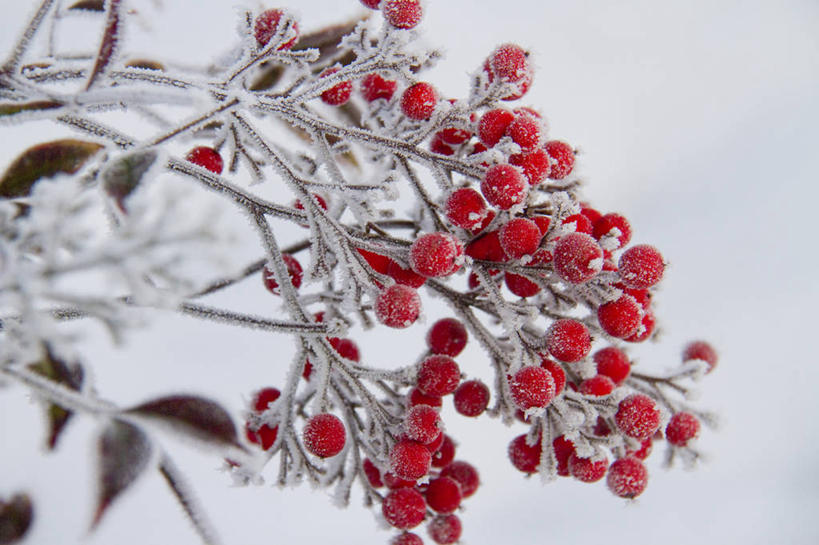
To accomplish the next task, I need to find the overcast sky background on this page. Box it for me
[1,1,818,544]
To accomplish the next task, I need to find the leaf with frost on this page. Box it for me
[28,347,84,450]
[86,0,124,90]
[100,149,158,208]
[0,100,62,119]
[0,139,103,198]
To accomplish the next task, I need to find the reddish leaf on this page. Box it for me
[0,139,103,198]
[126,396,241,449]
[100,149,157,208]
[0,493,33,544]
[93,421,151,528]
[28,347,85,450]
[86,0,123,90]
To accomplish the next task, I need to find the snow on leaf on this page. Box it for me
[0,139,103,198]
[85,0,123,90]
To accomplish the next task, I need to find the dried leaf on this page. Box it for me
[86,0,122,89]
[124,58,164,71]
[93,421,151,528]
[100,149,157,207]
[0,493,33,544]
[28,347,84,450]
[294,16,366,60]
[0,100,62,118]
[126,395,241,449]
[68,0,104,11]
[0,139,103,198]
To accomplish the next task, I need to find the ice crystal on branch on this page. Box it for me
[0,1,719,544]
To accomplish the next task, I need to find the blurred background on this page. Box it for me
[1,0,817,544]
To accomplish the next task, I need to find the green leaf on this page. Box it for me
[0,139,103,198]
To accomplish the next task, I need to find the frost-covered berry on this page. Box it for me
[408,387,443,409]
[544,140,575,179]
[427,318,468,357]
[509,148,551,185]
[262,254,303,294]
[508,434,541,474]
[439,127,471,145]
[376,285,421,328]
[390,439,432,480]
[430,133,454,156]
[509,366,556,410]
[453,379,490,417]
[580,204,602,224]
[440,461,479,497]
[553,233,604,284]
[626,437,653,460]
[545,319,591,363]
[405,405,442,444]
[384,472,416,489]
[293,193,327,212]
[358,247,391,274]
[361,73,397,102]
[185,146,224,174]
[625,311,655,343]
[417,355,460,397]
[615,394,661,439]
[401,82,437,120]
[562,213,593,235]
[579,375,616,397]
[445,188,489,231]
[506,113,542,152]
[465,230,507,262]
[682,340,718,372]
[383,0,423,29]
[607,457,648,499]
[363,457,384,488]
[410,232,464,277]
[329,337,361,362]
[361,0,381,9]
[427,514,462,545]
[392,533,423,545]
[481,164,527,210]
[383,488,427,529]
[319,67,352,106]
[484,43,533,100]
[593,346,631,385]
[552,435,576,477]
[425,477,462,514]
[387,260,427,288]
[245,421,278,450]
[666,412,700,447]
[505,273,541,297]
[254,9,298,50]
[540,358,566,396]
[478,108,515,147]
[568,453,608,483]
[251,387,280,412]
[500,218,542,260]
[618,244,665,289]
[593,213,632,249]
[303,413,345,458]
[431,435,456,468]
[597,295,643,338]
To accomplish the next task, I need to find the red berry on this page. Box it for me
[254,9,298,50]
[382,0,423,30]
[405,405,442,444]
[477,109,515,147]
[303,413,346,458]
[593,213,632,249]
[531,215,551,236]
[382,488,426,529]
[375,285,421,328]
[357,248,391,274]
[540,358,566,396]
[465,230,507,262]
[500,218,542,260]
[562,213,593,235]
[363,457,384,488]
[390,439,432,480]
[388,260,427,288]
[427,514,462,545]
[607,457,648,498]
[417,355,460,397]
[408,387,443,408]
[439,127,471,145]
[481,164,527,210]
[505,273,541,297]
[384,472,416,489]
[425,431,444,453]
[361,0,381,9]
[509,149,551,185]
[293,193,328,212]
[615,394,661,439]
[251,387,281,412]
[618,245,665,289]
[597,295,643,338]
[328,337,361,362]
[484,43,533,101]
[568,453,608,483]
[319,67,352,106]
[579,375,616,397]
[553,233,603,284]
[506,113,542,152]
[593,346,631,385]
[431,435,456,468]
[430,134,454,156]
[410,232,464,277]
[552,435,575,477]
[626,437,653,460]
[508,434,541,474]
[682,340,718,372]
[185,146,223,174]
[425,477,462,514]
[509,366,556,410]
[625,311,656,343]
[445,188,489,231]
[401,82,437,120]
[262,254,303,294]
[392,533,423,545]
[440,460,480,497]
[544,140,575,179]
[361,73,397,102]
[545,319,591,363]
[453,379,490,417]
[245,421,278,450]
[666,412,700,447]
[427,318,469,357]
[580,204,602,224]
